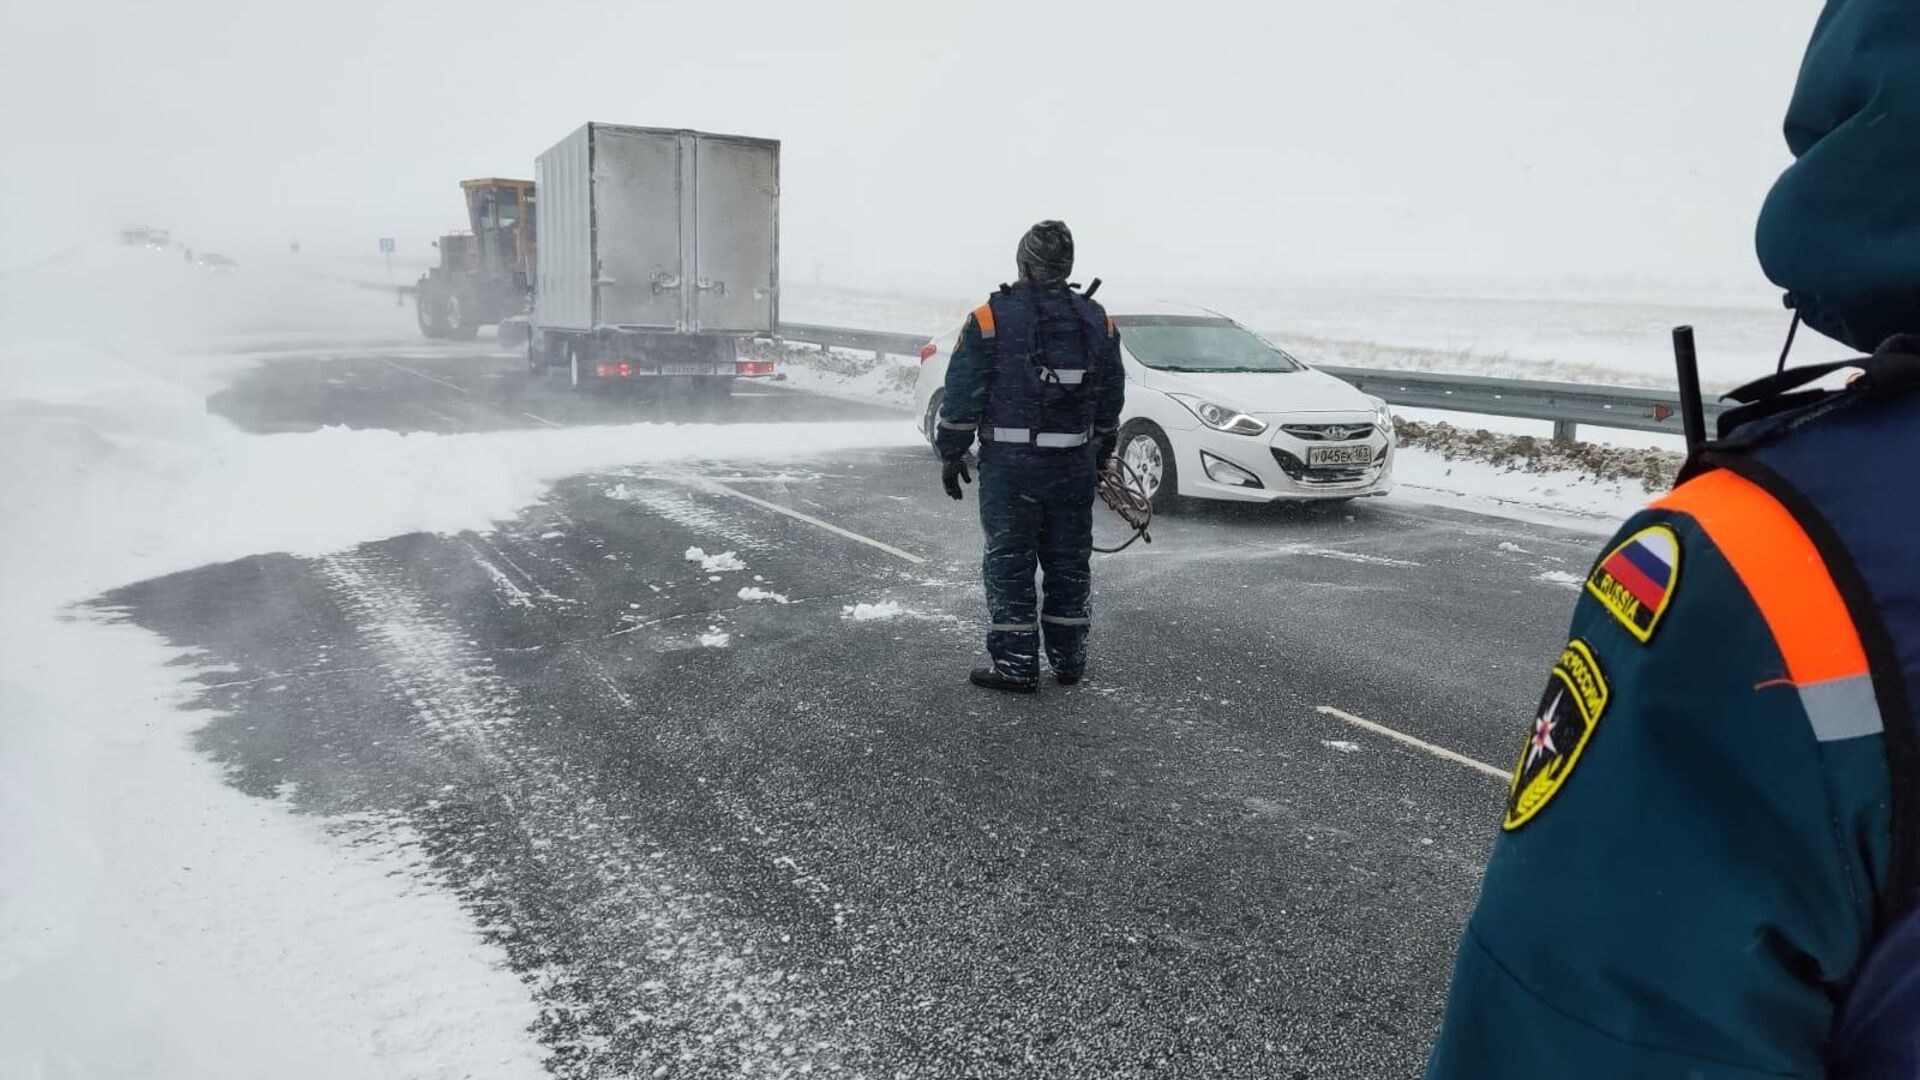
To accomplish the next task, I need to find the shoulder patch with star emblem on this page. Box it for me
[1504,639,1610,830]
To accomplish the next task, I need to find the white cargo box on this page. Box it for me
[534,123,779,335]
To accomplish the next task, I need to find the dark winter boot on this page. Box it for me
[1054,669,1083,687]
[970,667,1038,694]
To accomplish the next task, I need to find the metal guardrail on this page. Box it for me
[1319,366,1726,442]
[778,322,931,357]
[776,322,1724,443]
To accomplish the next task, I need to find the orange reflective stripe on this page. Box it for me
[973,303,996,337]
[1655,469,1867,684]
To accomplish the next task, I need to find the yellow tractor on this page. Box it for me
[415,178,536,340]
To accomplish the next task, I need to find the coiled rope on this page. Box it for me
[1094,458,1154,554]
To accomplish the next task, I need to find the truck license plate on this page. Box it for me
[1308,444,1374,467]
[658,363,717,376]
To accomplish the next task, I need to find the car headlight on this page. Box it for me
[1167,393,1267,436]
[1370,398,1394,432]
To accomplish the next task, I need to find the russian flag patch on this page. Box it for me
[1586,524,1681,643]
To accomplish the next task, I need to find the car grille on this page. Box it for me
[1280,422,1378,442]
[1271,446,1388,486]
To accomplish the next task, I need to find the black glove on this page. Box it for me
[942,456,972,500]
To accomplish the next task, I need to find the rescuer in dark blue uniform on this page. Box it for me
[935,221,1126,693]
[1426,2,1920,1075]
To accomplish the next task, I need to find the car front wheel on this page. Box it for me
[1118,421,1181,513]
[922,390,944,454]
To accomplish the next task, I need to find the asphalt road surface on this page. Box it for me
[108,339,1605,1079]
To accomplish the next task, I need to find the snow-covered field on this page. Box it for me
[782,278,1853,391]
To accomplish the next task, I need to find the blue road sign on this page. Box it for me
[378,237,395,254]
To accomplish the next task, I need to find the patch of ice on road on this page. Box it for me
[697,629,732,648]
[539,530,564,540]
[1535,570,1584,590]
[683,547,747,573]
[1322,740,1363,754]
[737,587,791,604]
[841,600,910,621]
[1497,541,1530,554]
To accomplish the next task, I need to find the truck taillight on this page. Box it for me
[618,362,632,377]
[736,360,775,377]
[919,343,937,364]
[596,363,612,377]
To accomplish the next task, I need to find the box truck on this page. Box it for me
[528,123,780,394]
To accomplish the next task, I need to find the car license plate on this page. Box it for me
[1308,444,1374,467]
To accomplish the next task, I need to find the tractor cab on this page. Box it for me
[461,178,536,289]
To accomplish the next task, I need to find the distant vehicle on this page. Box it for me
[414,178,536,341]
[912,301,1395,508]
[119,225,172,249]
[528,123,780,395]
[196,253,237,273]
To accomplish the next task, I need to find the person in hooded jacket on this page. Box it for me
[935,221,1126,693]
[1426,1,1920,1076]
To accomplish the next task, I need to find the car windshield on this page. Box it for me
[1113,316,1303,373]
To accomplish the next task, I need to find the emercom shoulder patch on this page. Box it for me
[1504,639,1611,831]
[1586,524,1681,643]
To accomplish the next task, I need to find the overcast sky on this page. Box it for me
[2,1,1824,295]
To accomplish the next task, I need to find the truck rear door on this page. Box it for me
[593,128,684,329]
[691,136,779,334]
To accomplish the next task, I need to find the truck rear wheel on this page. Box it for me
[443,294,479,341]
[416,291,447,338]
[568,344,596,393]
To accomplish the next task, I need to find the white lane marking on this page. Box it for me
[1277,543,1421,568]
[704,482,927,565]
[1315,705,1508,780]
[522,411,563,428]
[380,357,470,394]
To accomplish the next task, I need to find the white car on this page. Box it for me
[912,301,1394,507]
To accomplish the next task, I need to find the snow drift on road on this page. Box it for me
[0,246,914,1080]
